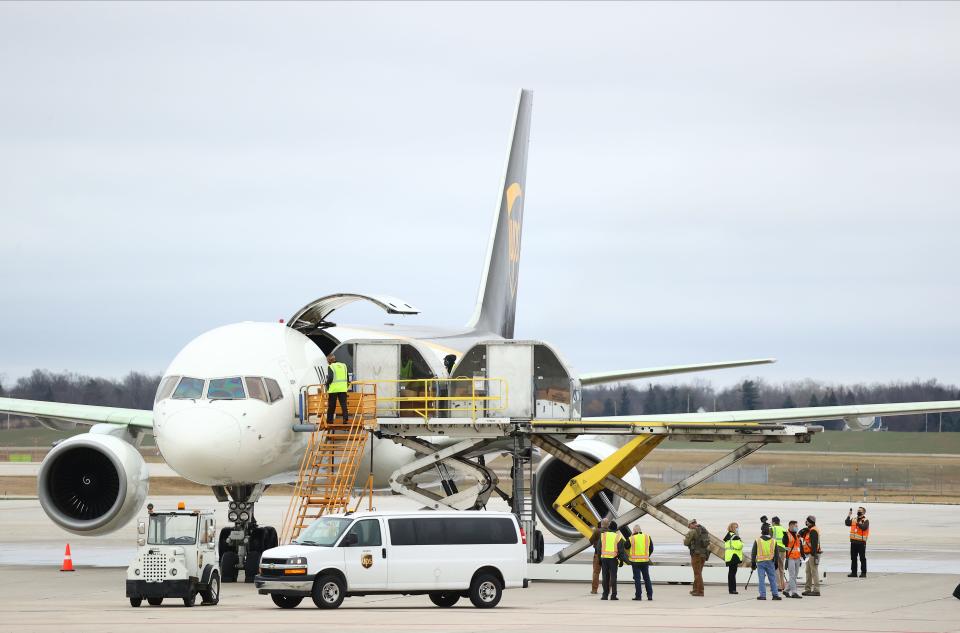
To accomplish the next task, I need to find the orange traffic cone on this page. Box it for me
[60,544,75,572]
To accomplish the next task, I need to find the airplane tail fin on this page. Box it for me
[466,89,533,339]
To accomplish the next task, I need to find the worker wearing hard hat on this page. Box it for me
[627,524,654,601]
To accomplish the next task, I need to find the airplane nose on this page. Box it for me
[156,408,242,484]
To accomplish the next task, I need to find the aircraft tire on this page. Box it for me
[220,551,239,583]
[244,549,262,583]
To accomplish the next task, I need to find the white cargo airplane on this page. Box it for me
[3,90,959,582]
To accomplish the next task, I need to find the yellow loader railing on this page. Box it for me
[351,377,508,420]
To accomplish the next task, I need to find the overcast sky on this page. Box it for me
[1,1,958,388]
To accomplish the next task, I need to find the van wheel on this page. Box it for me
[429,592,460,607]
[129,597,142,608]
[271,594,303,609]
[147,597,163,606]
[469,573,502,608]
[220,551,239,583]
[312,574,345,609]
[200,571,220,605]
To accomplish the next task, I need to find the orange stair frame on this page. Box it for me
[280,386,377,544]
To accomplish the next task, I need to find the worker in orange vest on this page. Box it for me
[799,515,821,596]
[783,520,804,598]
[845,506,870,578]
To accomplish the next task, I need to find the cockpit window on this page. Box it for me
[264,377,283,403]
[208,377,245,400]
[155,376,180,403]
[172,377,205,400]
[245,377,268,402]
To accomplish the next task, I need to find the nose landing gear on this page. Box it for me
[213,484,279,583]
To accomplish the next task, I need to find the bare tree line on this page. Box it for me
[0,370,161,414]
[2,370,959,432]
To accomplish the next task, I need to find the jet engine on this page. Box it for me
[37,433,149,536]
[844,415,878,431]
[533,437,641,541]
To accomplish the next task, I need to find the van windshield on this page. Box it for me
[294,517,353,546]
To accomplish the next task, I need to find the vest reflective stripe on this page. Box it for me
[772,524,786,550]
[600,531,619,559]
[328,363,349,394]
[785,532,802,559]
[850,521,869,542]
[628,533,650,563]
[802,526,821,554]
[724,533,743,563]
[755,538,775,562]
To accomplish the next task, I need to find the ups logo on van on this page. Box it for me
[361,553,373,569]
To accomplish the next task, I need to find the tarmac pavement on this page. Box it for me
[0,565,957,633]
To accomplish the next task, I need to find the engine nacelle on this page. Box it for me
[37,433,149,536]
[533,437,642,542]
[844,415,878,431]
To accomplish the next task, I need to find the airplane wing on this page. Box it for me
[0,397,153,429]
[581,400,960,426]
[580,358,775,386]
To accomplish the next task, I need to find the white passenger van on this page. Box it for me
[254,511,528,609]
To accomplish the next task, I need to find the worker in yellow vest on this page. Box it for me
[845,506,869,577]
[598,520,624,601]
[723,522,743,595]
[627,525,654,601]
[771,516,787,592]
[750,524,782,600]
[325,353,350,424]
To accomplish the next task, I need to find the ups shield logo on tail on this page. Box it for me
[361,553,373,569]
[505,182,523,298]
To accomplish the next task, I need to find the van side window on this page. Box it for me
[446,518,518,544]
[415,518,445,545]
[387,517,517,546]
[388,519,416,546]
[341,519,381,547]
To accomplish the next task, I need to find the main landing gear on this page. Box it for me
[213,484,279,583]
